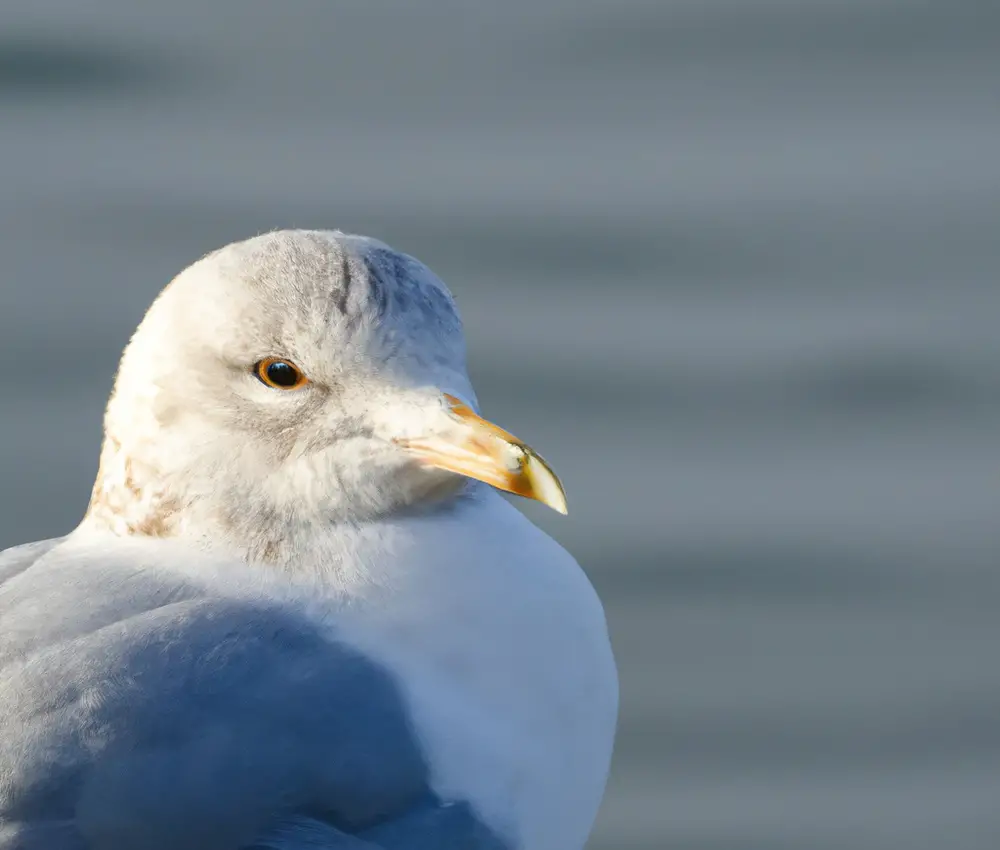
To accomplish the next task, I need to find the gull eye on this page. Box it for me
[254,358,309,390]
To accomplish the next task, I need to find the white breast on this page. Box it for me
[327,493,619,850]
[86,491,620,849]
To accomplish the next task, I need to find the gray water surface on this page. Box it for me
[1,2,999,848]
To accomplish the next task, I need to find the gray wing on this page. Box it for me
[251,805,506,850]
[0,538,63,584]
[0,541,508,850]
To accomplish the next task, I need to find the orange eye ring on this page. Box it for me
[254,358,309,390]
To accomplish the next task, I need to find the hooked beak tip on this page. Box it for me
[396,394,569,515]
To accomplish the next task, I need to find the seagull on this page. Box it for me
[0,230,618,850]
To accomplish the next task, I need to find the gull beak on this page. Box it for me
[395,394,568,515]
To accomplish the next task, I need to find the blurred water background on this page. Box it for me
[1,2,999,848]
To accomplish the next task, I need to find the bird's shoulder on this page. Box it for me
[0,536,64,584]
[0,535,509,850]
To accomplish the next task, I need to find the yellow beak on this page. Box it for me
[395,394,568,515]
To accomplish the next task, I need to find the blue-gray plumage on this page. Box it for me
[0,542,506,850]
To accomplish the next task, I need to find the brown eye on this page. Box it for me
[254,358,309,390]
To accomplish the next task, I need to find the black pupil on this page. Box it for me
[265,361,299,387]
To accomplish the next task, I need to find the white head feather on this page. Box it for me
[87,230,481,558]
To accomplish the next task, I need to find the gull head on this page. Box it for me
[85,230,566,555]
